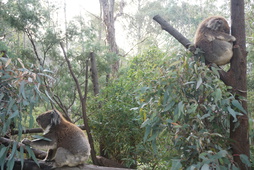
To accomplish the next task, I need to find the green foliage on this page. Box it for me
[136,50,245,169]
[0,57,52,169]
[88,77,143,167]
[0,0,45,32]
[88,48,168,167]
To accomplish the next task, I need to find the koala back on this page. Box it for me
[54,118,91,156]
[37,110,91,156]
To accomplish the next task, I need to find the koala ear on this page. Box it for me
[51,110,61,125]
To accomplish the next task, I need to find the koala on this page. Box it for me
[22,110,91,168]
[194,16,236,66]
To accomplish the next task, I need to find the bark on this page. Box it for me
[89,52,108,158]
[90,52,100,95]
[82,59,99,165]
[229,0,249,169]
[99,0,119,76]
[153,15,192,49]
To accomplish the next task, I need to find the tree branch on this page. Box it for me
[153,15,192,49]
[11,126,86,135]
[60,42,99,165]
[60,42,82,99]
[114,0,125,21]
[25,29,43,67]
[123,37,148,57]
[0,137,46,159]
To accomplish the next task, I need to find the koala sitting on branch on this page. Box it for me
[22,110,91,168]
[194,16,236,66]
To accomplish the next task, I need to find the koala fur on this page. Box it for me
[22,110,90,168]
[194,16,236,66]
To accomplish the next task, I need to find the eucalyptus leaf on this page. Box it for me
[232,100,247,114]
[196,76,203,89]
[211,66,220,77]
[6,157,15,170]
[227,106,237,122]
[20,145,24,169]
[9,142,17,160]
[143,126,151,142]
[0,147,8,158]
[32,135,52,142]
[171,159,182,170]
[8,110,19,120]
[141,118,150,128]
[25,146,39,166]
[19,80,27,99]
[239,154,251,167]
[201,164,209,170]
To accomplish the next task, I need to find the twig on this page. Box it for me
[25,29,43,67]
[123,37,148,57]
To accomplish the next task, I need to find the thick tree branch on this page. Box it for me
[153,15,192,49]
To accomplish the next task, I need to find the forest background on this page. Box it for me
[0,0,254,169]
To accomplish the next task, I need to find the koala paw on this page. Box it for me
[231,36,236,42]
[21,138,31,145]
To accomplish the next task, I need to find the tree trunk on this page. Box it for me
[229,0,250,169]
[89,52,107,158]
[99,0,119,76]
[89,52,108,158]
[90,52,100,95]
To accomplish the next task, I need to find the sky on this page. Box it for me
[64,0,100,18]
